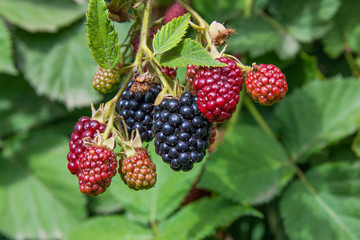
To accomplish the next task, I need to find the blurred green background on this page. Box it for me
[1,0,360,239]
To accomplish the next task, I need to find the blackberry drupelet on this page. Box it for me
[152,92,212,172]
[117,81,161,142]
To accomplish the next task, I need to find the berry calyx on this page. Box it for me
[245,64,288,105]
[67,116,109,175]
[164,2,188,24]
[152,92,212,172]
[77,145,117,196]
[119,147,157,190]
[193,57,244,123]
[92,66,121,94]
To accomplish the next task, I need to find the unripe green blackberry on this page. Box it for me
[92,66,121,94]
[119,147,157,190]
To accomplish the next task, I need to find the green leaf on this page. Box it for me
[269,0,340,42]
[66,216,152,240]
[157,196,262,240]
[88,193,123,215]
[0,0,85,32]
[198,125,295,205]
[0,75,66,137]
[15,21,102,110]
[227,17,299,60]
[0,19,16,75]
[275,77,360,163]
[109,142,203,224]
[227,17,281,57]
[322,0,360,58]
[86,0,120,69]
[153,13,190,55]
[280,162,360,240]
[158,39,226,68]
[0,127,86,239]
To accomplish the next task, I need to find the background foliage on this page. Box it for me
[1,0,360,239]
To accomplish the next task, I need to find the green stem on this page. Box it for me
[244,97,277,139]
[224,54,252,72]
[257,10,285,33]
[101,102,116,143]
[134,0,152,70]
[101,70,134,143]
[179,0,212,50]
[345,51,360,78]
[244,0,253,17]
[149,60,175,95]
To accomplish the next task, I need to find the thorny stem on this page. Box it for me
[257,10,285,33]
[101,71,134,143]
[101,102,116,143]
[133,0,152,71]
[149,60,175,96]
[244,97,277,139]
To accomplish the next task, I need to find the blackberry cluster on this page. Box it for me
[119,147,157,190]
[245,64,287,105]
[67,116,108,175]
[193,57,244,122]
[117,81,161,142]
[152,92,212,171]
[78,145,117,196]
[164,2,188,24]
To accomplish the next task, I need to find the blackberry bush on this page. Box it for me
[16,0,358,239]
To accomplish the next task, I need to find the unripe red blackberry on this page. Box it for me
[77,145,117,196]
[193,57,244,123]
[67,116,109,175]
[131,27,160,54]
[185,65,200,85]
[164,2,188,24]
[117,81,161,142]
[119,147,157,190]
[152,92,213,172]
[245,64,287,105]
[161,66,177,79]
[92,66,121,94]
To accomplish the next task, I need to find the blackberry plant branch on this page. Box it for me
[244,97,277,139]
[149,60,175,96]
[133,0,152,71]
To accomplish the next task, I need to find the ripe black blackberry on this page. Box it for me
[117,81,161,142]
[152,92,212,171]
